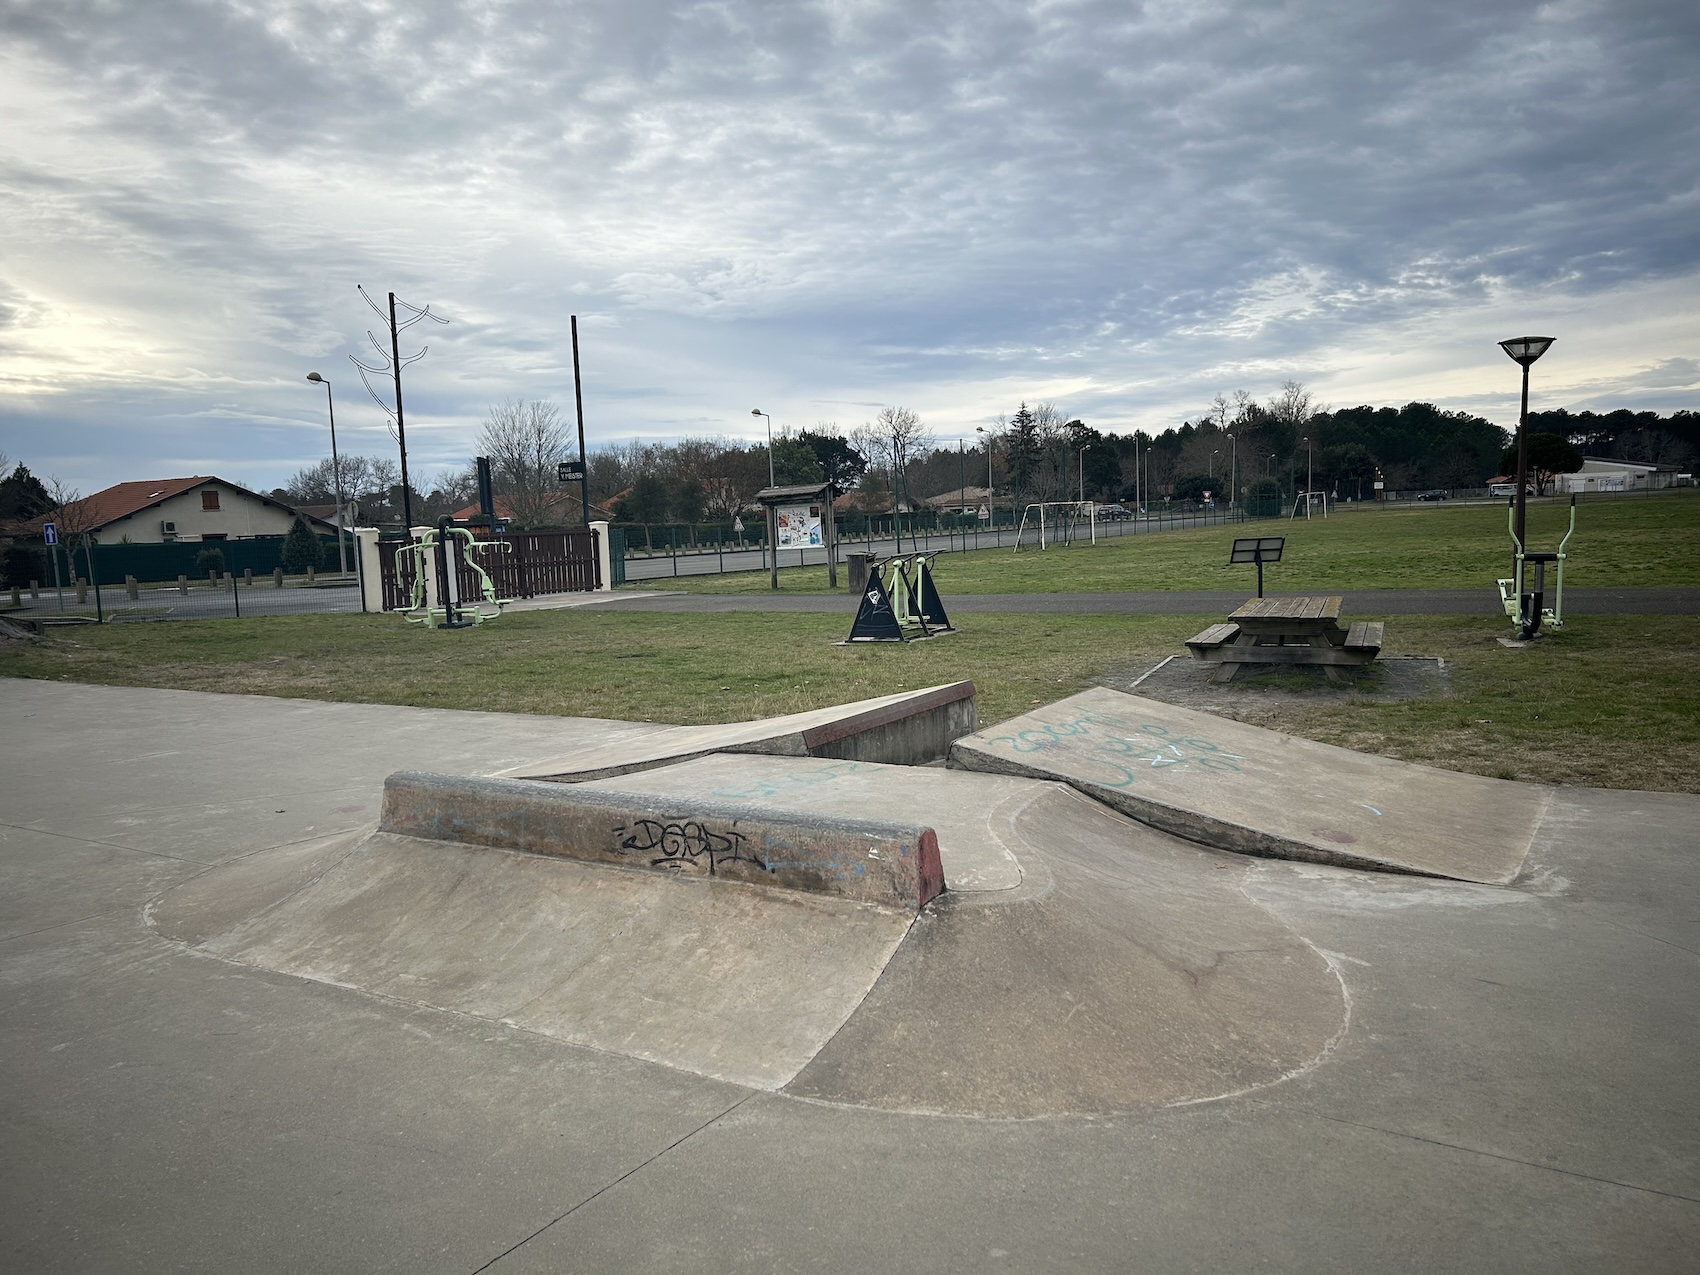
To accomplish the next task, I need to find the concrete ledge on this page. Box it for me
[380,771,945,911]
[500,680,978,781]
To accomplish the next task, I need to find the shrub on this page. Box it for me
[1,542,47,589]
[281,516,322,573]
[196,547,226,577]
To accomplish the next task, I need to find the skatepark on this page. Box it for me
[3,672,1696,1271]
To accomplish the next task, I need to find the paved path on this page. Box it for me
[595,585,1700,615]
[2,680,1696,1271]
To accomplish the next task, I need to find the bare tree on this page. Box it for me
[698,442,766,520]
[478,399,572,528]
[1266,381,1321,432]
[853,407,930,511]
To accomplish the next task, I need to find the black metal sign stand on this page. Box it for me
[1229,536,1286,598]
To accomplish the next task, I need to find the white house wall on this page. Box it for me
[99,482,319,544]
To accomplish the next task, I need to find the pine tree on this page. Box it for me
[1006,404,1041,508]
[281,516,322,573]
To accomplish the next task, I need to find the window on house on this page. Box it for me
[202,490,221,510]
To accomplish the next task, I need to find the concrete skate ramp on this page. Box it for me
[786,784,1347,1118]
[149,766,1349,1114]
[149,830,914,1090]
[379,770,944,911]
[495,681,976,782]
[949,687,1546,884]
[579,754,1034,893]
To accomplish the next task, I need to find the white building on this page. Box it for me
[1559,458,1683,493]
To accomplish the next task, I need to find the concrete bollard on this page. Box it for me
[243,567,253,587]
[307,566,316,585]
[75,577,88,603]
[274,567,284,588]
[126,575,139,600]
[29,580,39,600]
[9,586,18,607]
[178,575,189,596]
[208,569,218,582]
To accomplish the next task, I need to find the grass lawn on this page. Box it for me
[640,489,1700,595]
[4,608,1696,793]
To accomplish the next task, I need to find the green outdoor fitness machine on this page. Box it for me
[1498,493,1576,641]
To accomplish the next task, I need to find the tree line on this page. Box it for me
[270,391,1697,531]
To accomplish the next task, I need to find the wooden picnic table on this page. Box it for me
[1186,595,1383,684]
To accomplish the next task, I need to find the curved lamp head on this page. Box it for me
[751,408,764,417]
[306,372,326,384]
[1499,336,1555,366]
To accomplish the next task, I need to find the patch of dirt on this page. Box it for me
[1103,654,1451,715]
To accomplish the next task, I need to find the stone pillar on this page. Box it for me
[126,575,139,600]
[274,567,284,588]
[76,577,88,603]
[353,528,385,612]
[29,580,39,600]
[178,575,189,596]
[243,568,253,587]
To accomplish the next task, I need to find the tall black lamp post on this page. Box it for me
[1497,336,1556,560]
[305,372,350,575]
[1498,336,1556,638]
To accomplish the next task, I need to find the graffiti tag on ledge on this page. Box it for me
[612,818,772,876]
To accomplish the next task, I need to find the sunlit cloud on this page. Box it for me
[1,0,1696,494]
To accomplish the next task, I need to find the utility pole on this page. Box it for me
[352,286,446,532]
[387,292,415,530]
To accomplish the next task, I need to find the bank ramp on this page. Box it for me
[949,686,1547,884]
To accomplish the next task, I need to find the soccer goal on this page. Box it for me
[1289,490,1330,520]
[1014,501,1099,550]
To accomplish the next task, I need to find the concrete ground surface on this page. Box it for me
[3,679,1698,1272]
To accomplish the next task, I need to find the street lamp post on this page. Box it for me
[1303,436,1313,519]
[750,410,774,487]
[305,373,350,575]
[1228,432,1236,511]
[1079,444,1091,503]
[1499,336,1557,634]
[1499,337,1556,553]
[976,427,994,530]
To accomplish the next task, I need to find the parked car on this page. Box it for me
[1416,489,1449,502]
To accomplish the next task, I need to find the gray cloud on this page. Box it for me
[2,0,1697,492]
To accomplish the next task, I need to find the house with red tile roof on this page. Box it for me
[11,477,336,544]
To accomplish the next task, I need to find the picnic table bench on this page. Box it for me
[1186,595,1383,685]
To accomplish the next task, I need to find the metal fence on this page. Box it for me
[618,503,1269,582]
[5,569,363,627]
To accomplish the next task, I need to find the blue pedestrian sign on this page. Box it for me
[43,522,57,546]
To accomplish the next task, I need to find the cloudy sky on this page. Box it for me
[2,0,1696,497]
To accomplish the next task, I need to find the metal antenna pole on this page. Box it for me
[388,292,415,531]
[571,315,590,528]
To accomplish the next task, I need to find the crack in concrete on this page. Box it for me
[470,1092,756,1273]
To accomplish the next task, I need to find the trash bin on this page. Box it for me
[847,553,874,594]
